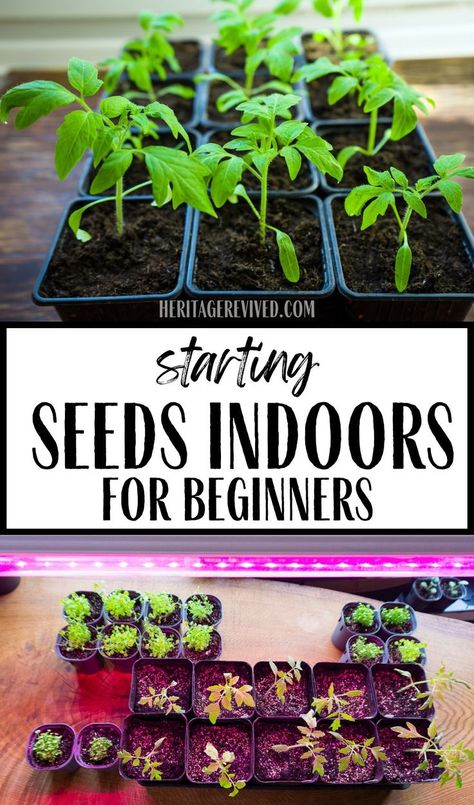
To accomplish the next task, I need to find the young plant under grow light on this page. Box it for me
[62,592,92,622]
[329,729,387,772]
[187,594,214,623]
[345,157,474,292]
[101,624,139,657]
[391,721,474,789]
[195,93,342,282]
[105,589,139,621]
[295,55,435,169]
[146,592,179,623]
[118,736,166,782]
[102,11,195,105]
[264,657,304,704]
[87,736,114,763]
[312,683,363,730]
[418,579,440,599]
[392,639,427,664]
[380,605,412,628]
[58,621,94,652]
[138,681,185,715]
[183,624,215,652]
[395,663,471,712]
[203,742,247,797]
[142,623,178,659]
[0,59,214,241]
[272,709,327,776]
[347,603,375,628]
[350,636,383,663]
[205,673,255,724]
[443,579,468,598]
[308,1,374,61]
[32,730,64,764]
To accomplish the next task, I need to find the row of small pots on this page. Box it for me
[404,577,469,612]
[332,601,418,650]
[340,634,427,667]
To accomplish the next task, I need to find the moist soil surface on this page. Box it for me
[208,129,315,191]
[79,725,120,766]
[133,660,193,713]
[343,602,377,633]
[372,666,428,717]
[100,624,140,659]
[116,78,195,123]
[378,723,439,783]
[105,591,143,623]
[254,662,312,717]
[213,45,269,74]
[313,665,372,719]
[140,627,180,659]
[308,75,392,120]
[56,629,97,660]
[194,661,255,719]
[146,594,182,626]
[185,595,222,625]
[122,718,186,780]
[41,203,185,299]
[348,637,385,667]
[182,630,222,662]
[64,590,103,623]
[321,125,433,188]
[333,197,474,294]
[194,199,324,292]
[320,722,379,783]
[172,40,202,73]
[254,720,315,782]
[302,31,379,63]
[187,721,252,783]
[30,726,74,769]
[387,638,425,664]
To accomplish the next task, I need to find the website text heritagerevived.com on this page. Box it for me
[156,299,320,320]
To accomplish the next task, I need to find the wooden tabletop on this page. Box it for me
[0,576,473,804]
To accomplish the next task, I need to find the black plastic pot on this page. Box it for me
[186,718,254,788]
[198,79,307,130]
[185,193,336,308]
[254,660,313,718]
[55,625,103,674]
[378,603,417,641]
[119,713,187,786]
[193,660,255,719]
[318,719,384,785]
[208,43,271,79]
[378,718,442,784]
[98,623,141,672]
[300,29,392,66]
[332,601,381,650]
[129,657,194,715]
[404,578,443,612]
[372,663,435,720]
[253,716,319,785]
[313,662,378,721]
[0,577,21,595]
[326,194,474,321]
[122,40,208,81]
[32,197,192,322]
[430,577,469,611]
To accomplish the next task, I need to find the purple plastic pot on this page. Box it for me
[129,658,194,715]
[26,724,77,772]
[253,717,318,785]
[378,603,417,641]
[331,601,381,650]
[193,660,255,720]
[143,594,183,629]
[404,578,442,612]
[139,627,181,660]
[186,718,254,786]
[378,718,442,784]
[254,660,313,718]
[313,662,377,720]
[372,663,434,720]
[75,723,122,770]
[98,623,141,672]
[103,589,145,625]
[182,628,222,663]
[119,714,187,786]
[386,636,427,667]
[55,625,103,674]
[184,594,223,627]
[318,719,384,785]
[62,590,104,626]
[340,634,387,667]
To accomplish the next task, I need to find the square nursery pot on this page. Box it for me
[404,578,443,612]
[378,718,442,784]
[430,577,469,612]
[254,660,313,718]
[98,623,141,672]
[75,723,122,770]
[119,714,187,786]
[208,42,274,77]
[372,663,434,720]
[182,628,223,663]
[253,717,319,784]
[62,589,104,626]
[139,626,182,660]
[313,662,377,721]
[26,724,77,772]
[185,194,336,312]
[130,658,194,715]
[32,198,191,322]
[112,76,203,129]
[55,625,103,674]
[184,594,223,626]
[318,719,384,785]
[378,603,417,641]
[193,660,255,720]
[386,636,427,666]
[198,78,307,130]
[340,634,387,667]
[186,718,254,787]
[104,590,145,625]
[142,594,183,629]
[314,122,436,193]
[122,39,207,80]
[331,601,381,650]
[326,194,474,322]
[301,29,391,66]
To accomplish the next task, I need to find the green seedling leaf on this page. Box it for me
[0,81,76,129]
[276,229,300,283]
[328,75,359,105]
[280,146,302,180]
[437,179,463,213]
[395,239,413,292]
[361,192,393,229]
[90,150,133,194]
[434,153,465,177]
[55,110,97,180]
[211,155,244,207]
[67,57,103,97]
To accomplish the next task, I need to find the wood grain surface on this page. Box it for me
[0,67,473,322]
[0,575,473,804]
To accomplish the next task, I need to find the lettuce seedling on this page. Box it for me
[102,11,194,105]
[118,736,166,781]
[101,624,139,656]
[393,639,427,664]
[309,1,373,61]
[381,605,411,627]
[347,603,375,628]
[312,683,363,730]
[272,709,327,776]
[187,593,214,623]
[32,730,63,764]
[0,58,214,240]
[210,0,301,63]
[142,622,178,658]
[350,636,383,663]
[138,681,185,715]
[203,742,247,797]
[392,721,474,789]
[105,589,139,620]
[87,736,114,763]
[146,592,179,623]
[345,157,474,291]
[205,672,255,724]
[183,624,214,651]
[62,592,92,622]
[195,93,342,282]
[59,621,94,652]
[295,55,435,168]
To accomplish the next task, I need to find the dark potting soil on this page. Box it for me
[387,638,423,664]
[187,722,252,783]
[208,129,314,191]
[56,631,97,660]
[194,198,324,292]
[378,724,439,783]
[140,628,180,659]
[194,662,255,719]
[313,666,372,719]
[64,590,103,623]
[172,40,201,73]
[147,594,182,626]
[115,79,195,122]
[349,638,385,667]
[333,196,474,294]
[254,662,312,718]
[343,602,377,633]
[373,667,427,717]
[308,75,392,120]
[320,722,378,784]
[254,720,315,782]
[302,31,379,63]
[122,718,186,780]
[79,725,120,766]
[134,661,192,713]
[30,726,74,769]
[41,203,185,299]
[183,631,222,662]
[100,625,140,659]
[214,45,269,73]
[323,126,433,188]
[186,595,222,625]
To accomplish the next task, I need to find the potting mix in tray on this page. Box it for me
[1,0,474,322]
[25,589,474,792]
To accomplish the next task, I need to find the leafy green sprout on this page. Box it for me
[391,721,474,789]
[142,622,178,659]
[146,592,178,622]
[32,730,63,764]
[102,11,195,105]
[105,589,139,620]
[118,736,166,782]
[309,1,373,61]
[347,603,375,628]
[380,604,412,627]
[264,656,303,704]
[183,624,215,652]
[205,673,255,724]
[62,592,92,622]
[59,621,94,652]
[195,92,342,282]
[395,663,471,712]
[417,578,440,598]
[329,730,387,773]
[101,624,139,657]
[0,58,215,241]
[272,709,327,777]
[87,736,114,763]
[138,681,185,715]
[312,683,363,730]
[444,579,468,598]
[344,157,474,292]
[187,594,214,623]
[203,742,247,798]
[295,54,435,169]
[350,636,383,663]
[392,638,427,664]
